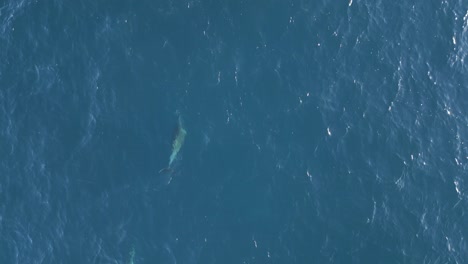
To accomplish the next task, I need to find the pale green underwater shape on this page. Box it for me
[159,116,187,174]
[169,116,187,166]
[128,247,135,264]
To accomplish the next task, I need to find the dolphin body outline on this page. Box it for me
[127,247,135,264]
[159,115,187,173]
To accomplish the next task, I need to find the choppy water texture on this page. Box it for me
[1,0,468,263]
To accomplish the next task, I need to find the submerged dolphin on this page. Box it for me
[168,116,187,166]
[159,116,187,173]
[127,247,135,264]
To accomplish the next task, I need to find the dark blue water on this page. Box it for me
[1,0,467,263]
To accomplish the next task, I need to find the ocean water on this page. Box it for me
[1,0,467,263]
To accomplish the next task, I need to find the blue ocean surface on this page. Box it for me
[1,0,467,263]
